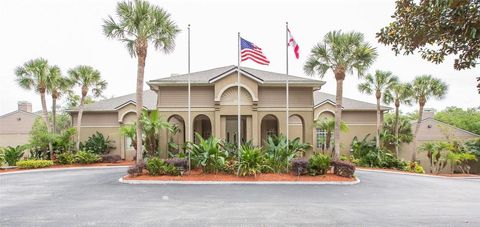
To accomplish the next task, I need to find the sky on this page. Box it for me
[0,0,479,116]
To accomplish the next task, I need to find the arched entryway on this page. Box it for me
[167,115,185,154]
[261,114,278,145]
[193,114,212,143]
[289,114,304,142]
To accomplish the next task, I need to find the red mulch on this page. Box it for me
[357,167,480,177]
[124,168,355,182]
[0,161,134,173]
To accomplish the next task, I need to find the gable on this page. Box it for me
[415,118,479,141]
[214,72,259,102]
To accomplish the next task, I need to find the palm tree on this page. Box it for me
[103,0,180,163]
[358,70,398,148]
[384,82,412,156]
[15,58,54,156]
[140,110,172,157]
[304,31,377,160]
[68,65,107,150]
[315,118,348,154]
[47,66,73,134]
[411,75,448,161]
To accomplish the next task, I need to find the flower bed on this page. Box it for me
[123,168,355,182]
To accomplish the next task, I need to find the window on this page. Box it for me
[316,128,326,149]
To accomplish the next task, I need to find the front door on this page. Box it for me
[225,116,247,144]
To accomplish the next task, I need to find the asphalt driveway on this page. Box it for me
[1,167,479,226]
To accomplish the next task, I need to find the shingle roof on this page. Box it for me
[149,65,324,85]
[314,91,391,111]
[67,90,157,112]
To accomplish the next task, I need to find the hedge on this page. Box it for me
[16,160,54,169]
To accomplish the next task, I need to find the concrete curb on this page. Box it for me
[118,176,360,185]
[0,165,129,175]
[357,168,480,179]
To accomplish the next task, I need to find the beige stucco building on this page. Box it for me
[0,102,40,148]
[68,66,387,160]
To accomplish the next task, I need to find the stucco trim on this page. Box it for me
[315,110,336,120]
[209,68,264,84]
[215,83,259,102]
[257,107,312,112]
[79,126,120,128]
[119,110,137,123]
[157,108,216,112]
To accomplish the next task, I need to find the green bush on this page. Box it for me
[3,145,26,166]
[237,144,269,177]
[0,148,5,166]
[74,151,100,164]
[188,133,227,173]
[79,132,114,154]
[308,153,331,175]
[16,160,54,169]
[404,161,425,174]
[351,135,405,169]
[146,157,179,176]
[264,135,304,173]
[56,152,75,165]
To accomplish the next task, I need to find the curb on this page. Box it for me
[118,176,360,185]
[0,165,129,175]
[356,168,480,179]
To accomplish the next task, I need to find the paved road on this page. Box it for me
[1,168,479,226]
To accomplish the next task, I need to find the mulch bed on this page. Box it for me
[124,168,355,182]
[0,161,134,173]
[357,167,480,177]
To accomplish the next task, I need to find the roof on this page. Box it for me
[148,65,324,86]
[412,117,480,137]
[67,90,157,112]
[313,91,391,111]
[0,109,41,119]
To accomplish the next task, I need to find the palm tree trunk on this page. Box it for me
[394,101,400,157]
[375,91,381,148]
[135,42,147,164]
[76,95,86,150]
[325,130,331,151]
[412,101,425,161]
[334,77,344,161]
[40,91,53,159]
[52,95,57,134]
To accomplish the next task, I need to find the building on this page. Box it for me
[68,65,387,160]
[0,102,40,148]
[399,109,480,174]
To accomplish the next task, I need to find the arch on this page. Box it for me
[289,114,305,142]
[219,86,253,105]
[261,114,279,146]
[167,115,186,154]
[193,114,212,143]
[316,110,335,121]
[215,83,258,102]
[120,110,137,123]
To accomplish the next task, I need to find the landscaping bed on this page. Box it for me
[357,166,480,177]
[0,161,133,173]
[123,168,354,182]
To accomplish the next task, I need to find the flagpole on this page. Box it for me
[286,22,289,152]
[237,32,241,158]
[187,24,191,173]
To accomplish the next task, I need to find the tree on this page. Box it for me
[358,70,399,148]
[68,65,107,150]
[411,75,448,160]
[384,82,413,156]
[15,58,54,157]
[46,66,73,134]
[377,0,480,70]
[103,0,180,163]
[381,113,413,153]
[315,118,349,155]
[64,92,95,110]
[304,31,378,160]
[140,110,171,157]
[434,107,480,135]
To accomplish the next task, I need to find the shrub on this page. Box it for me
[16,160,54,169]
[291,158,309,176]
[237,145,269,177]
[188,133,227,173]
[264,135,303,173]
[128,164,143,177]
[101,154,122,163]
[80,132,114,154]
[0,148,5,166]
[56,152,75,165]
[146,157,179,176]
[3,145,26,166]
[308,153,331,175]
[74,151,100,164]
[404,161,425,174]
[332,160,355,178]
[351,135,405,169]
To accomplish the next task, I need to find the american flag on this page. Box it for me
[241,38,270,65]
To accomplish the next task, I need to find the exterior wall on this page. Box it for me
[258,87,313,108]
[399,118,479,174]
[214,72,258,102]
[0,111,38,148]
[158,86,215,107]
